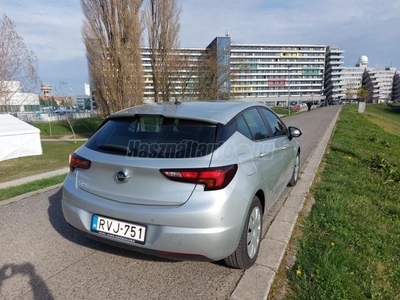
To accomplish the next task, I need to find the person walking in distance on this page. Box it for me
[307,100,312,112]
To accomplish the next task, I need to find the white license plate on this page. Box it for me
[91,215,146,244]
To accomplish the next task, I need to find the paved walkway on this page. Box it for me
[41,135,88,142]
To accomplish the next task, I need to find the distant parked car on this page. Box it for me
[291,104,301,111]
[62,101,302,269]
[55,107,67,114]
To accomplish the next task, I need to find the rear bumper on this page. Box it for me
[61,179,250,261]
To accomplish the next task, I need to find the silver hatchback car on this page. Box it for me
[62,101,301,269]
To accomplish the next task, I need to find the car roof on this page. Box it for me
[111,101,265,125]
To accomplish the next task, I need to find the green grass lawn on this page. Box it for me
[362,103,400,137]
[0,141,85,183]
[1,116,100,183]
[0,141,85,201]
[0,117,101,201]
[31,117,104,138]
[271,106,290,115]
[0,174,67,201]
[280,104,400,299]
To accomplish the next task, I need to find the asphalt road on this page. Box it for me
[0,105,341,300]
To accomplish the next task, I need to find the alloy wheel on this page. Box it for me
[247,206,261,259]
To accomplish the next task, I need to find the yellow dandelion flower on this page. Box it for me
[296,269,302,276]
[331,242,335,246]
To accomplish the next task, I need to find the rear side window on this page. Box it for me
[241,109,270,140]
[86,116,217,158]
[260,108,288,136]
[236,115,252,140]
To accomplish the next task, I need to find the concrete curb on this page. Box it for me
[231,107,341,300]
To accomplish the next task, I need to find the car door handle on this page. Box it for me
[258,152,269,158]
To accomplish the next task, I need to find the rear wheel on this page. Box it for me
[288,152,300,186]
[224,196,262,269]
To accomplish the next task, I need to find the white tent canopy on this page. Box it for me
[0,114,42,162]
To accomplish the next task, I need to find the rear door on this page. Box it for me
[240,108,283,208]
[259,108,295,191]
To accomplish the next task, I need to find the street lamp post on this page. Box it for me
[311,81,314,108]
[48,98,52,137]
[287,66,291,115]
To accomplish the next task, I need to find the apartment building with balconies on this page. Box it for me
[88,34,400,107]
[229,43,326,106]
[340,56,368,101]
[141,37,330,106]
[363,67,397,103]
[392,72,400,101]
[141,46,209,101]
[324,46,345,103]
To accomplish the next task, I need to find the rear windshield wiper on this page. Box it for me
[98,144,132,155]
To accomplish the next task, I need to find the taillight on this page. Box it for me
[161,164,237,191]
[69,153,91,171]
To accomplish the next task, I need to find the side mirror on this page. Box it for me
[288,126,302,140]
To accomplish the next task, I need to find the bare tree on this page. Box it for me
[0,14,39,112]
[146,0,181,102]
[169,44,235,101]
[81,0,144,115]
[172,52,205,101]
[193,43,233,100]
[345,82,357,101]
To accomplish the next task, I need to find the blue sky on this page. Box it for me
[2,0,400,95]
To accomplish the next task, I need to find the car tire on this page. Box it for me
[224,195,262,269]
[288,152,300,186]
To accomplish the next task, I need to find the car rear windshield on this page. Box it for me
[86,116,218,158]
